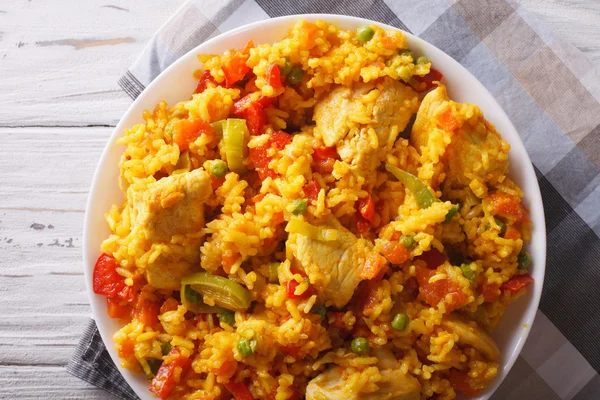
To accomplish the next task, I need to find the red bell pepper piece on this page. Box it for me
[93,253,133,301]
[150,349,191,399]
[501,274,534,294]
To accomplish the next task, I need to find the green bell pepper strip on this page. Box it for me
[385,164,438,209]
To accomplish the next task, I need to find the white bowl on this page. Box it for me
[83,14,547,400]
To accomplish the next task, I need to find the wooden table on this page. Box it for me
[0,1,598,398]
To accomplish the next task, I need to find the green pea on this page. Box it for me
[237,338,255,357]
[517,250,532,269]
[268,262,280,284]
[495,217,507,236]
[160,342,172,356]
[399,235,416,250]
[287,66,304,85]
[184,285,203,304]
[218,310,236,327]
[416,56,430,65]
[356,25,375,44]
[460,263,475,284]
[210,159,228,178]
[398,49,414,58]
[279,58,292,76]
[311,304,327,321]
[291,199,308,215]
[351,337,370,355]
[391,313,409,331]
[443,205,459,224]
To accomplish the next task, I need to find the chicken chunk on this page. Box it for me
[287,216,370,308]
[410,85,510,188]
[128,169,212,289]
[314,78,419,172]
[441,313,500,361]
[130,168,212,242]
[306,348,421,400]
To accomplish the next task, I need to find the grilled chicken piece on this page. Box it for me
[410,85,449,152]
[441,313,500,361]
[313,82,374,147]
[410,85,509,188]
[130,168,212,242]
[287,216,370,308]
[314,78,419,171]
[306,347,421,400]
[128,168,212,288]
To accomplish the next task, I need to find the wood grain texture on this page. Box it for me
[0,0,187,127]
[0,1,598,399]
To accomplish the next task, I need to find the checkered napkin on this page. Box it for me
[68,0,600,398]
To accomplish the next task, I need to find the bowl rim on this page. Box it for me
[83,13,547,400]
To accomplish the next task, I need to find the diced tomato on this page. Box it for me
[249,140,277,181]
[357,194,375,222]
[304,179,321,201]
[118,338,136,359]
[194,70,216,94]
[244,102,266,136]
[214,359,238,380]
[481,282,500,302]
[414,249,447,269]
[270,131,293,150]
[256,95,276,108]
[448,370,480,397]
[233,94,253,115]
[160,298,179,314]
[224,382,254,400]
[107,298,132,319]
[415,265,467,312]
[249,144,271,170]
[413,67,443,92]
[134,295,160,328]
[489,192,525,224]
[286,279,314,300]
[221,41,253,87]
[504,225,521,240]
[313,146,338,161]
[312,146,338,174]
[272,211,285,226]
[380,241,410,265]
[93,253,134,301]
[173,119,213,152]
[356,214,371,234]
[150,348,191,400]
[436,107,459,131]
[266,62,283,89]
[361,253,384,280]
[501,274,534,294]
[211,176,226,190]
[280,345,301,359]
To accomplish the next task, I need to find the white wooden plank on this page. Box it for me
[0,127,110,212]
[0,0,187,127]
[0,366,116,399]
